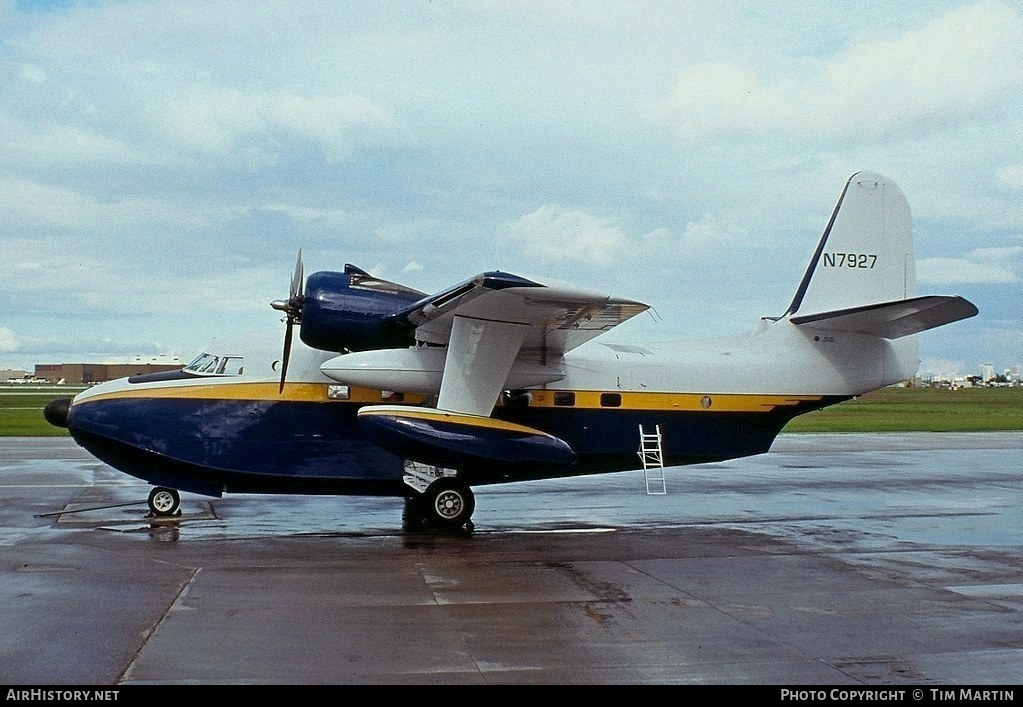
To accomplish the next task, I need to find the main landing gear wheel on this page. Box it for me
[147,486,180,517]
[422,479,475,532]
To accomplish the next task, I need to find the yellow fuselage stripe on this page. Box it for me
[360,407,546,435]
[523,390,822,412]
[75,382,821,414]
[75,382,427,405]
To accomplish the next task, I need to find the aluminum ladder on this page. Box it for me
[638,424,666,495]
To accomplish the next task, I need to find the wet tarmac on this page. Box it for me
[1,433,1020,685]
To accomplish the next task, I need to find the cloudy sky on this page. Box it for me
[2,0,1020,379]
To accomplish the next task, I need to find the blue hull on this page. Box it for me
[68,398,407,497]
[67,394,842,497]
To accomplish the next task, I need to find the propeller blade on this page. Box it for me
[279,317,294,394]
[290,249,304,300]
[274,249,304,395]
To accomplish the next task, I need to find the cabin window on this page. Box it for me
[600,392,622,408]
[328,385,350,400]
[502,390,532,407]
[553,392,575,407]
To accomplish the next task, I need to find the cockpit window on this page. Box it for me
[349,273,426,298]
[184,353,245,376]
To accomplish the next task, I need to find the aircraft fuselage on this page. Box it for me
[61,316,916,499]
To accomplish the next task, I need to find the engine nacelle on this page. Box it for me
[299,266,425,353]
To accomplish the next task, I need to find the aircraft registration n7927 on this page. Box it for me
[45,172,977,532]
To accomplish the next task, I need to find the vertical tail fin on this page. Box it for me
[786,171,914,318]
[786,171,976,339]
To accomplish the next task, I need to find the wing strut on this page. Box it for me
[436,315,529,417]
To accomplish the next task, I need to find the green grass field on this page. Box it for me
[2,384,1021,437]
[0,388,87,437]
[783,385,1023,433]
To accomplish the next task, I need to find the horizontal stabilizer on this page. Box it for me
[790,295,978,339]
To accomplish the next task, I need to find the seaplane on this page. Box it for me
[45,172,977,532]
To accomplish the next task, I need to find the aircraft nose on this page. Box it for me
[44,397,72,428]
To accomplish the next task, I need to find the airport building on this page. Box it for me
[33,355,184,385]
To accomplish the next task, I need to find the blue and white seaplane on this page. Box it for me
[45,172,977,532]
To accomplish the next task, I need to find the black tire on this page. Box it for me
[423,479,475,531]
[402,495,428,532]
[148,486,180,517]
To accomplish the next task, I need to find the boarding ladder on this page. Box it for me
[638,424,666,495]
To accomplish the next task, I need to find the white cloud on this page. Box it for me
[497,205,629,264]
[630,213,752,268]
[0,176,217,231]
[164,89,267,154]
[971,245,1023,263]
[996,165,1023,189]
[0,113,153,169]
[918,357,970,380]
[171,265,284,315]
[678,213,749,253]
[649,0,1023,143]
[918,246,1022,284]
[0,177,98,228]
[269,93,401,162]
[20,63,46,83]
[162,89,401,162]
[258,203,350,227]
[0,327,21,354]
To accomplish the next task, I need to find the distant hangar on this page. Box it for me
[33,355,183,385]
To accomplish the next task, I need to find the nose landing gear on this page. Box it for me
[147,486,181,517]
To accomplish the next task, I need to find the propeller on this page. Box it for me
[270,249,304,394]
